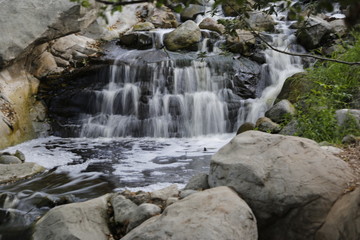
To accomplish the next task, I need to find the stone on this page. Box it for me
[14,150,25,162]
[227,30,256,55]
[279,119,298,136]
[32,194,112,240]
[296,16,332,50]
[179,189,198,199]
[222,0,254,17]
[342,134,358,145]
[277,72,311,104]
[315,188,360,240]
[0,162,45,184]
[265,99,296,123]
[0,155,21,164]
[209,131,355,240]
[0,0,98,66]
[147,6,178,28]
[119,32,153,50]
[165,197,178,207]
[122,187,258,240]
[180,4,205,21]
[236,122,255,135]
[127,203,161,232]
[336,109,360,129]
[329,19,347,38]
[151,184,179,201]
[184,173,209,190]
[133,22,155,31]
[320,146,343,155]
[255,117,281,133]
[199,17,225,34]
[110,193,138,225]
[164,21,201,51]
[246,11,276,32]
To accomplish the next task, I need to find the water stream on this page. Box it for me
[0,5,305,239]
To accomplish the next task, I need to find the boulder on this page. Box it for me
[184,173,209,190]
[222,0,254,17]
[132,22,155,31]
[147,6,178,28]
[277,72,311,104]
[164,21,201,51]
[151,184,179,201]
[329,19,347,38]
[119,32,153,50]
[180,4,205,21]
[0,155,22,164]
[127,203,161,232]
[296,16,332,50]
[236,122,255,135]
[110,193,138,225]
[14,150,25,162]
[315,188,360,240]
[227,30,256,56]
[122,187,258,240]
[209,131,355,240]
[199,18,225,34]
[0,0,98,67]
[32,194,112,240]
[246,11,276,32]
[0,162,45,184]
[336,109,360,129]
[279,119,298,136]
[255,117,281,133]
[265,99,296,123]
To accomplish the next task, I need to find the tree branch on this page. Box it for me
[94,0,151,6]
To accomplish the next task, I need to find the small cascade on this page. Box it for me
[79,45,242,138]
[236,12,304,126]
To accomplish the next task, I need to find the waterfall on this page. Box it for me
[236,12,304,126]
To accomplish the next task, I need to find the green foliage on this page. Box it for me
[296,33,360,143]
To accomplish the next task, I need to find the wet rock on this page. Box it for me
[255,117,281,133]
[232,70,259,99]
[127,203,161,232]
[315,187,360,240]
[151,184,179,201]
[265,99,296,124]
[133,22,155,31]
[122,187,258,240]
[164,21,201,51]
[296,16,332,50]
[227,30,256,56]
[199,17,225,34]
[119,32,153,50]
[147,6,178,28]
[32,194,112,240]
[209,131,355,240]
[0,162,45,184]
[0,155,22,164]
[180,4,205,21]
[236,122,255,135]
[246,11,276,32]
[184,173,209,190]
[111,193,138,225]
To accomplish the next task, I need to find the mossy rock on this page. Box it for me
[277,72,313,104]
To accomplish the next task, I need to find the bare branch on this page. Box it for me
[95,0,151,6]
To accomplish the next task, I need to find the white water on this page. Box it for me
[236,11,304,125]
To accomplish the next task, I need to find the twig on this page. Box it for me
[95,0,151,6]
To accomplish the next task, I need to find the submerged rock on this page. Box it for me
[122,187,258,240]
[209,131,355,240]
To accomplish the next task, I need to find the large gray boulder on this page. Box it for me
[0,0,98,66]
[122,186,258,240]
[296,16,332,50]
[315,188,360,240]
[164,21,201,51]
[209,131,355,240]
[32,194,112,240]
